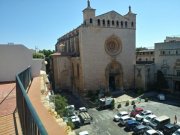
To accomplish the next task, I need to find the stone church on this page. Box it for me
[51,0,136,94]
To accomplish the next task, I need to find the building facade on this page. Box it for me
[0,44,46,82]
[136,49,155,64]
[155,37,180,93]
[51,0,136,93]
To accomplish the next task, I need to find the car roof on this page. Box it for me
[164,123,175,128]
[135,107,143,111]
[127,120,138,124]
[142,110,152,113]
[136,124,146,129]
[121,115,130,119]
[146,129,157,134]
[119,111,128,114]
[79,131,88,135]
[155,115,169,121]
[145,114,156,118]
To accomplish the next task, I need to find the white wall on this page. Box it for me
[0,44,44,82]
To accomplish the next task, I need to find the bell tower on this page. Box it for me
[82,0,96,25]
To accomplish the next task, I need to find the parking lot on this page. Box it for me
[75,100,180,135]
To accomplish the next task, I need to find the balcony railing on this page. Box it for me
[164,74,180,80]
[16,67,47,135]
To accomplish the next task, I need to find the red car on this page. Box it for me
[130,107,143,117]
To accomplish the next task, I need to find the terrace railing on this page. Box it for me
[16,67,47,135]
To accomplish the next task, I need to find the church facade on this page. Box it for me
[51,0,136,94]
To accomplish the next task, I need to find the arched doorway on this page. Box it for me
[105,61,123,91]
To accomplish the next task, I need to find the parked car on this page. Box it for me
[172,129,180,135]
[162,123,180,135]
[79,131,89,135]
[113,111,129,122]
[70,115,81,128]
[133,124,152,135]
[136,110,153,121]
[79,112,92,124]
[125,119,140,131]
[144,129,164,135]
[119,115,135,126]
[157,94,165,101]
[79,107,87,112]
[130,107,144,117]
[143,115,157,125]
[149,115,170,130]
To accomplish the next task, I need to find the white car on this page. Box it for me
[79,131,89,135]
[136,110,153,121]
[143,114,157,125]
[157,94,165,101]
[119,115,135,125]
[173,129,180,135]
[144,129,163,135]
[79,107,87,112]
[113,111,129,122]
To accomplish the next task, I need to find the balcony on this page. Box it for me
[164,74,180,81]
[0,67,75,135]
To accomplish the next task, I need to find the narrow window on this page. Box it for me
[107,20,110,26]
[90,18,93,24]
[121,21,123,28]
[131,22,134,27]
[116,21,119,27]
[112,20,114,26]
[103,19,105,26]
[125,21,128,28]
[97,19,100,26]
[77,64,80,79]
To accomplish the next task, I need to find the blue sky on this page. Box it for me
[0,0,179,50]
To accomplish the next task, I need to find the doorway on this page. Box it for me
[105,61,123,92]
[109,75,115,91]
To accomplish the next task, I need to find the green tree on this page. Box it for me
[54,95,68,117]
[33,52,45,59]
[38,49,55,73]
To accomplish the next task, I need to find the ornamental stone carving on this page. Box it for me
[105,35,122,56]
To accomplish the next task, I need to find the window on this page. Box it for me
[90,18,93,24]
[125,21,128,28]
[103,19,105,26]
[97,19,100,26]
[107,20,110,26]
[77,64,80,79]
[163,51,165,55]
[177,70,180,76]
[116,21,119,27]
[112,20,114,26]
[121,21,123,28]
[131,22,134,27]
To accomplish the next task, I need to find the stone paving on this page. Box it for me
[0,82,16,116]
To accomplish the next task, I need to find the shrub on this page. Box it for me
[125,101,129,106]
[86,90,94,98]
[67,121,75,129]
[117,103,121,108]
[110,99,115,109]
[145,98,149,102]
[131,100,135,105]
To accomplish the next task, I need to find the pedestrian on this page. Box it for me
[174,115,177,124]
[133,104,136,110]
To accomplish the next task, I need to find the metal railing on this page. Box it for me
[16,67,47,135]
